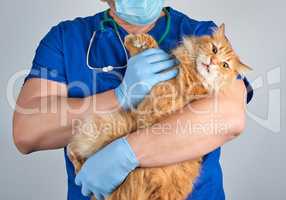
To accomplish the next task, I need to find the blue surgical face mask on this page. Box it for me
[114,0,164,26]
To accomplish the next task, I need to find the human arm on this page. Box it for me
[13,78,119,154]
[127,79,247,167]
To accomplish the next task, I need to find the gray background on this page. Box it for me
[0,0,285,199]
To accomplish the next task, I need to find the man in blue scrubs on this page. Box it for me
[13,0,253,200]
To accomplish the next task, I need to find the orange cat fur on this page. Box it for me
[67,24,250,200]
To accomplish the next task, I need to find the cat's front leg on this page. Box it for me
[124,34,159,56]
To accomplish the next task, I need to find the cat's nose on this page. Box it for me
[210,57,219,65]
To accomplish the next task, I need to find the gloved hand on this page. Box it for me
[75,137,139,200]
[115,48,178,110]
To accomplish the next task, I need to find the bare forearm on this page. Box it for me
[127,81,246,167]
[13,89,119,154]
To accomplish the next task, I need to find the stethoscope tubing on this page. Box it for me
[86,8,170,73]
[86,29,128,72]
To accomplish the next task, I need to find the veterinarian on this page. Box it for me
[13,0,253,199]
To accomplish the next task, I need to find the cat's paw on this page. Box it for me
[124,34,159,56]
[67,145,86,173]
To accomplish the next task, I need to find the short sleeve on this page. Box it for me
[25,23,67,84]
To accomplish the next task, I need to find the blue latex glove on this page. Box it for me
[115,48,178,110]
[75,137,139,200]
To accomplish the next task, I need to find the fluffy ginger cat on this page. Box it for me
[67,24,250,200]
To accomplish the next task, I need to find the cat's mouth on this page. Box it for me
[201,63,210,73]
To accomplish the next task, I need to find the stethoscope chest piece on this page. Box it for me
[102,66,114,72]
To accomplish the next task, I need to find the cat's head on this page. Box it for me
[185,24,251,91]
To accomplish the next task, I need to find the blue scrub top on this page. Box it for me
[26,7,253,200]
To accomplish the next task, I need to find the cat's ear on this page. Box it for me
[236,62,253,73]
[214,23,225,38]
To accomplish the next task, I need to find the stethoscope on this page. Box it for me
[86,8,171,72]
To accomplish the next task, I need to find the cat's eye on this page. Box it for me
[212,44,218,54]
[222,62,230,69]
